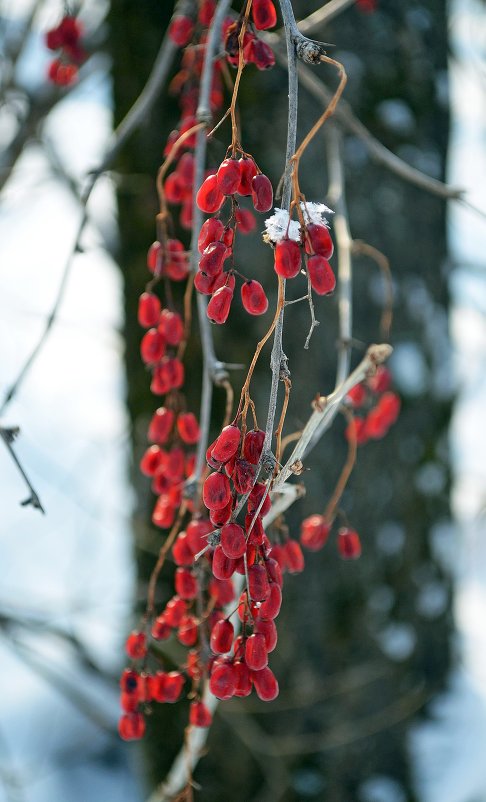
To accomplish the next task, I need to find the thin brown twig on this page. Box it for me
[352,239,393,340]
[323,407,357,523]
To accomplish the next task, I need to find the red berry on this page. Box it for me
[199,0,216,24]
[138,292,161,327]
[177,412,200,444]
[125,631,147,660]
[140,445,165,476]
[210,619,234,654]
[186,518,213,553]
[194,270,218,295]
[120,668,140,695]
[251,39,275,70]
[140,328,165,364]
[147,241,163,274]
[152,496,176,529]
[248,482,272,517]
[237,158,258,196]
[211,425,241,463]
[198,218,225,252]
[118,712,146,740]
[235,208,257,233]
[212,545,237,580]
[243,429,265,464]
[207,285,234,324]
[251,174,273,212]
[189,700,212,727]
[252,0,277,30]
[245,633,268,670]
[346,383,367,407]
[209,577,235,606]
[300,514,331,551]
[217,158,242,195]
[172,532,194,566]
[252,666,279,701]
[199,241,229,276]
[177,614,198,645]
[285,540,305,573]
[307,254,336,295]
[248,563,270,601]
[203,471,232,510]
[220,523,247,559]
[233,661,252,697]
[196,173,225,213]
[241,280,269,315]
[169,15,194,46]
[338,527,362,559]
[209,662,237,700]
[158,309,184,345]
[274,238,301,278]
[304,223,334,259]
[233,458,255,493]
[151,615,171,640]
[255,618,278,652]
[367,366,391,394]
[210,498,233,528]
[258,581,282,619]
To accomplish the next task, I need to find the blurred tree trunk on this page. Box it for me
[109,1,451,799]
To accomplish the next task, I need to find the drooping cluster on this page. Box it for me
[345,366,400,444]
[195,155,273,322]
[45,15,86,86]
[265,204,337,295]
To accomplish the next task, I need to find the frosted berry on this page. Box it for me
[251,174,273,212]
[307,254,336,295]
[338,527,362,559]
[241,280,269,315]
[274,238,301,278]
[196,174,225,213]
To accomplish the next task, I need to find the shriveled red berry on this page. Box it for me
[196,173,225,213]
[138,293,161,328]
[251,174,273,212]
[207,285,233,324]
[118,711,146,740]
[199,241,229,276]
[300,514,331,551]
[248,482,272,517]
[274,238,301,278]
[304,223,334,259]
[338,527,362,559]
[217,158,241,195]
[169,15,194,46]
[241,280,269,315]
[177,412,200,444]
[307,254,336,295]
[251,39,275,70]
[198,218,224,252]
[211,424,241,462]
[245,633,268,670]
[248,563,270,601]
[210,619,234,654]
[189,700,212,727]
[252,0,277,30]
[203,472,232,510]
[233,458,255,493]
[125,631,147,660]
[220,523,246,559]
[237,158,258,196]
[252,666,279,701]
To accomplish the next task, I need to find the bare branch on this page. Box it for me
[0,426,44,513]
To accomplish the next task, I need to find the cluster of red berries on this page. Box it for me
[267,209,336,296]
[45,15,85,86]
[138,282,200,530]
[345,366,400,445]
[224,0,277,71]
[194,155,273,323]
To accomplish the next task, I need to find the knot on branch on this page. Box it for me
[366,343,393,374]
[290,459,304,476]
[0,425,20,444]
[261,449,277,473]
[295,36,327,65]
[279,354,290,381]
[183,478,199,500]
[207,531,221,547]
[210,361,230,385]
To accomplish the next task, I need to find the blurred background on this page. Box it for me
[0,1,485,801]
